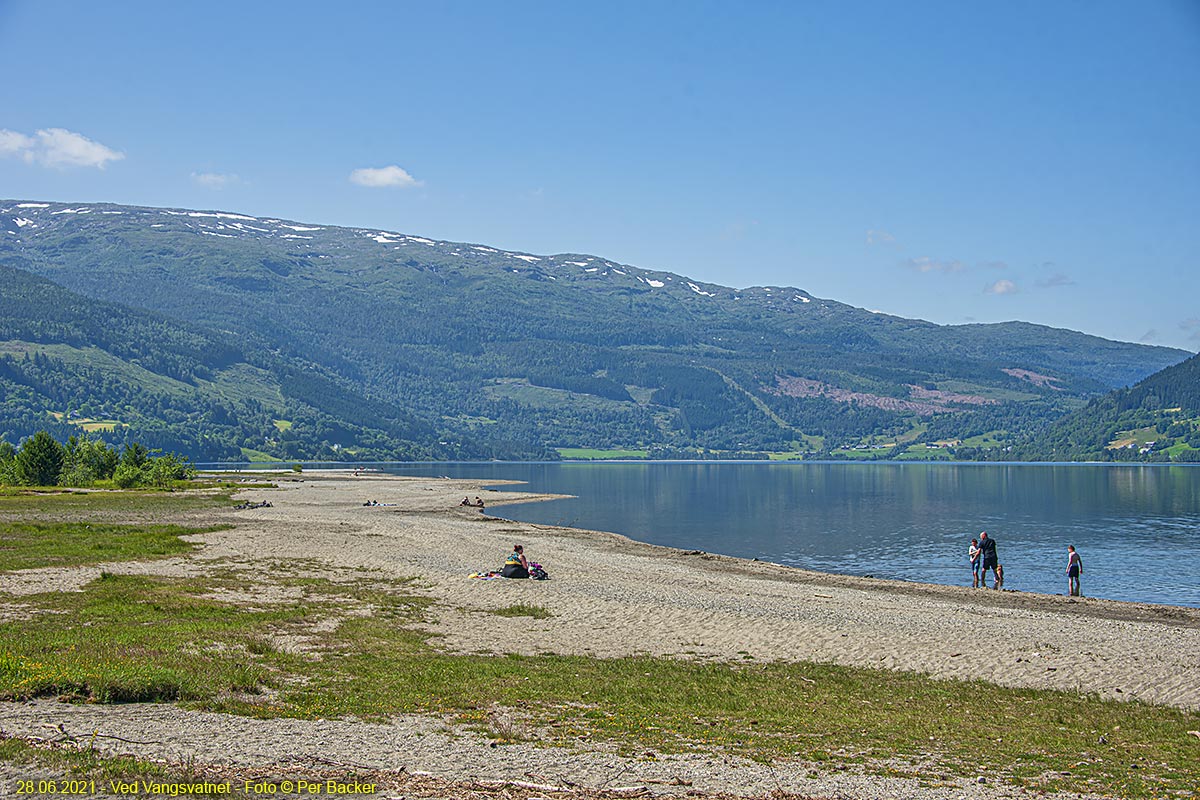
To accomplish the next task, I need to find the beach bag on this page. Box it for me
[529,562,550,581]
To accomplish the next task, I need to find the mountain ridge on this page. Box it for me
[1,198,1191,461]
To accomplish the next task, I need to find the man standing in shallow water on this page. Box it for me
[978,531,999,589]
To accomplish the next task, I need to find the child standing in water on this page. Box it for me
[969,538,982,588]
[1066,545,1082,597]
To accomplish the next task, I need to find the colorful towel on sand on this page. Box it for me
[469,571,501,580]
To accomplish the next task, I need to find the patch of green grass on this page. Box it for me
[77,419,123,432]
[959,430,1009,448]
[0,489,231,523]
[897,444,952,460]
[490,602,553,619]
[1166,441,1198,458]
[272,419,293,432]
[1106,425,1158,451]
[0,574,282,702]
[0,734,384,794]
[239,447,284,463]
[830,446,891,459]
[0,735,176,786]
[556,447,649,460]
[0,521,220,571]
[2,569,1197,797]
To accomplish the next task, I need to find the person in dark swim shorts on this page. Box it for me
[978,531,999,589]
[1066,544,1082,596]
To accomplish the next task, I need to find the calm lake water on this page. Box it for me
[343,462,1199,608]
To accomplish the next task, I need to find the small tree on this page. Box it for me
[121,442,149,470]
[61,434,120,486]
[143,452,193,488]
[0,440,16,485]
[14,431,65,486]
[112,462,143,488]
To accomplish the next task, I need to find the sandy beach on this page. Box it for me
[2,472,1198,799]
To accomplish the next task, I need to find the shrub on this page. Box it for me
[13,431,65,486]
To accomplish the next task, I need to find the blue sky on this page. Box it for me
[2,0,1198,351]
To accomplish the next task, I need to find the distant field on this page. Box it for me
[556,447,649,460]
[896,444,952,460]
[78,418,122,432]
[239,447,285,462]
[1107,425,1158,450]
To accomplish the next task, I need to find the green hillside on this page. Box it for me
[1020,351,1200,461]
[0,199,1190,460]
[0,264,511,461]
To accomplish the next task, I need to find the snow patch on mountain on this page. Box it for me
[188,212,257,221]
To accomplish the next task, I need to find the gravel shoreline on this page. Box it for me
[1,472,1197,799]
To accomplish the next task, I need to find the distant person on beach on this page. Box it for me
[969,538,982,588]
[1066,545,1082,596]
[502,544,529,578]
[460,496,471,506]
[474,496,485,508]
[978,532,999,588]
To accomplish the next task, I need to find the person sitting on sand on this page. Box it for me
[474,496,485,508]
[460,496,471,506]
[501,544,529,579]
[968,538,982,588]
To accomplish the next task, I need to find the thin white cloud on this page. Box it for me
[1181,318,1200,342]
[0,127,124,169]
[905,256,964,274]
[866,229,896,246]
[349,165,422,188]
[0,129,34,158]
[192,171,242,189]
[1140,329,1159,343]
[985,279,1019,295]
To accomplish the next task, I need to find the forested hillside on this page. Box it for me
[0,265,518,461]
[1,199,1191,461]
[1018,352,1200,461]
